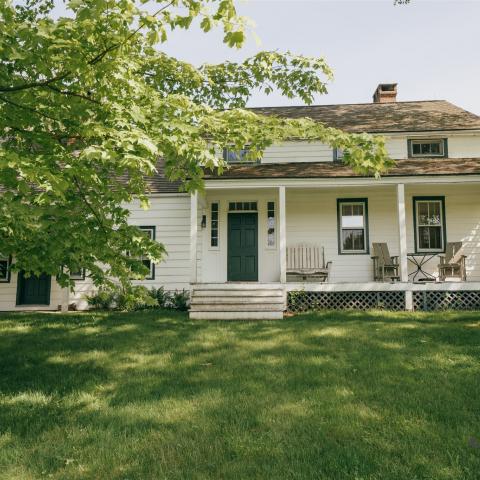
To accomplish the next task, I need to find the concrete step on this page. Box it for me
[192,289,284,297]
[190,303,284,312]
[191,296,284,305]
[192,283,283,290]
[190,311,284,320]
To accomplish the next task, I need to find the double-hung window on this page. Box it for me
[69,269,86,281]
[0,256,11,283]
[337,199,369,254]
[223,146,250,163]
[333,148,345,162]
[413,197,446,252]
[408,139,447,158]
[139,226,156,279]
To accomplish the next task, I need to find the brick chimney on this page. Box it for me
[373,83,397,103]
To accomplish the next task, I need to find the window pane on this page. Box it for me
[341,203,364,228]
[429,226,442,249]
[0,260,8,280]
[418,201,441,226]
[411,140,443,156]
[418,226,442,250]
[431,142,440,154]
[342,229,365,251]
[341,204,352,217]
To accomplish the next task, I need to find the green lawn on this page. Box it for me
[0,310,479,480]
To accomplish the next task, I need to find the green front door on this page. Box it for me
[16,271,51,305]
[228,212,258,281]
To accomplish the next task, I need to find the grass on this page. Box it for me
[0,310,479,480]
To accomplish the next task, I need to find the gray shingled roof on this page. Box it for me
[250,100,480,133]
[203,158,480,181]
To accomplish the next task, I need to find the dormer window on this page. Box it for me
[223,146,250,163]
[408,139,447,158]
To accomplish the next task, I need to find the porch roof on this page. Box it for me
[203,157,480,180]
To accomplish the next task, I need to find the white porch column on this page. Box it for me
[190,191,198,284]
[396,183,408,283]
[279,185,287,284]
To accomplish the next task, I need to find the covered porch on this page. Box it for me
[189,175,480,314]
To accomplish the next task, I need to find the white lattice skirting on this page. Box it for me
[287,291,406,312]
[412,290,480,311]
[287,290,480,312]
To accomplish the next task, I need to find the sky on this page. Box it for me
[53,0,480,114]
[161,0,480,114]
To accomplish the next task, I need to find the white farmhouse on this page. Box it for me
[2,84,480,318]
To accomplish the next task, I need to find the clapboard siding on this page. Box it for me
[286,186,399,283]
[257,135,480,164]
[63,194,191,311]
[447,135,480,158]
[259,138,410,163]
[286,184,480,283]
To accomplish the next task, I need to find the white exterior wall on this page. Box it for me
[198,183,480,284]
[258,134,480,164]
[70,194,192,309]
[200,189,280,283]
[447,134,480,158]
[405,183,480,281]
[286,186,399,283]
[0,194,191,312]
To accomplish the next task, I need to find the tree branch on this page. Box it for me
[0,95,61,122]
[0,0,175,93]
[46,85,100,104]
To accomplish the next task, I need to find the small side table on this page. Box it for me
[407,253,438,283]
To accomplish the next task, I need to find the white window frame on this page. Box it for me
[337,199,369,255]
[409,139,446,158]
[209,201,220,250]
[414,198,445,253]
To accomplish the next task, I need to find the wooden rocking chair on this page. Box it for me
[438,242,467,281]
[371,243,400,282]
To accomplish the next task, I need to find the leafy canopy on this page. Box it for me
[0,0,391,287]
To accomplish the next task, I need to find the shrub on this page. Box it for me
[115,286,159,311]
[85,288,116,310]
[171,289,190,311]
[149,286,172,308]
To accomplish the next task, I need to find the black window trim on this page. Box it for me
[139,225,156,280]
[413,196,447,254]
[333,147,344,163]
[337,198,369,255]
[69,268,86,281]
[407,138,448,158]
[0,255,12,283]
